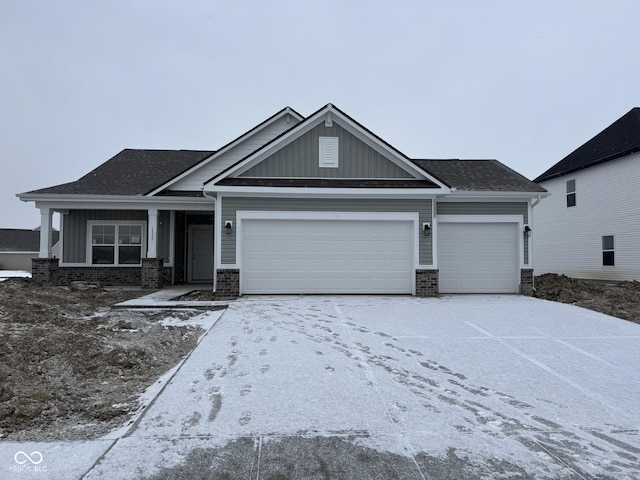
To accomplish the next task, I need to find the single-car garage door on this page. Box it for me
[438,222,519,293]
[241,218,414,294]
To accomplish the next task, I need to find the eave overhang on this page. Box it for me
[17,193,215,211]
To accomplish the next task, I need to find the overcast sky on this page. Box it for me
[2,0,639,229]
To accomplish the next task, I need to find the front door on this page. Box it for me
[188,225,214,283]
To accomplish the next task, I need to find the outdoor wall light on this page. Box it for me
[224,221,233,234]
[422,222,431,236]
[524,225,531,237]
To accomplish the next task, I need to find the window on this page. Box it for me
[602,235,615,266]
[319,136,339,168]
[566,179,576,207]
[91,224,143,265]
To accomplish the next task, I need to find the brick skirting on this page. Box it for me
[32,261,172,287]
[520,268,534,296]
[416,269,439,297]
[32,258,60,285]
[141,258,164,289]
[216,269,240,298]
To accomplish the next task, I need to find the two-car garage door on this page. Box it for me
[241,218,414,294]
[438,222,519,293]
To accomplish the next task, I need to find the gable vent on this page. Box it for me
[319,136,339,168]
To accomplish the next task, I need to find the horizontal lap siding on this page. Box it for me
[221,197,432,265]
[241,122,413,179]
[534,155,640,280]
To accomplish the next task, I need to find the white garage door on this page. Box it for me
[241,218,414,294]
[438,222,518,293]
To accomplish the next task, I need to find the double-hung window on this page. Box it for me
[90,223,143,265]
[566,179,576,207]
[602,235,615,266]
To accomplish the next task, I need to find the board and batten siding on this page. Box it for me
[534,153,640,281]
[170,116,298,191]
[240,122,413,179]
[436,201,530,265]
[220,197,432,265]
[62,210,171,264]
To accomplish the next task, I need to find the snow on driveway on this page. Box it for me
[8,295,640,479]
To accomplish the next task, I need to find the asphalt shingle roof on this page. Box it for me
[26,149,214,196]
[534,108,640,183]
[0,229,59,252]
[413,160,546,192]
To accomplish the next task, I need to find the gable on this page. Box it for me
[239,121,414,179]
[160,110,302,193]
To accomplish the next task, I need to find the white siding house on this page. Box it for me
[533,108,640,281]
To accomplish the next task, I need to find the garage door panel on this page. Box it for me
[438,222,518,294]
[242,218,413,294]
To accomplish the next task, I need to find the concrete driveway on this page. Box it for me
[43,296,640,478]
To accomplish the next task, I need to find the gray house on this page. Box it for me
[18,104,546,296]
[0,228,59,271]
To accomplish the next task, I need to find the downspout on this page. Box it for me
[202,188,217,292]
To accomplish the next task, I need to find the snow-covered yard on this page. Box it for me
[3,295,639,479]
[0,270,30,281]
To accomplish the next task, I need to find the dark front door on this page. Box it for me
[188,225,214,283]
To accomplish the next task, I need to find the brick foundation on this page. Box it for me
[216,269,240,298]
[32,265,172,287]
[141,258,165,290]
[416,269,439,297]
[32,258,59,286]
[520,268,534,296]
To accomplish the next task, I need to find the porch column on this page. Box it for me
[39,207,53,258]
[147,208,158,258]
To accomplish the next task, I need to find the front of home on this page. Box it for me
[533,107,640,281]
[18,104,546,296]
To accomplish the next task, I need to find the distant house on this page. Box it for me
[533,108,640,281]
[0,228,59,271]
[18,104,545,295]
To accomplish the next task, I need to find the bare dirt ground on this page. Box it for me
[534,273,640,325]
[0,278,205,441]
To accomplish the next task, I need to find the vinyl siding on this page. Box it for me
[62,210,147,264]
[436,201,529,265]
[221,197,432,265]
[240,122,413,179]
[534,153,640,280]
[170,116,298,191]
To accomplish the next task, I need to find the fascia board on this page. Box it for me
[147,107,304,196]
[207,185,445,198]
[20,194,214,212]
[437,191,550,201]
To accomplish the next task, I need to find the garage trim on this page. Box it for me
[236,210,419,294]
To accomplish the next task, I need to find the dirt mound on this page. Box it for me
[0,278,205,441]
[534,274,640,325]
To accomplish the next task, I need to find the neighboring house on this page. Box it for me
[18,104,546,296]
[533,108,640,281]
[0,228,59,271]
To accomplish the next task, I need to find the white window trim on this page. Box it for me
[319,136,339,168]
[566,179,576,207]
[87,221,147,267]
[602,235,615,268]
